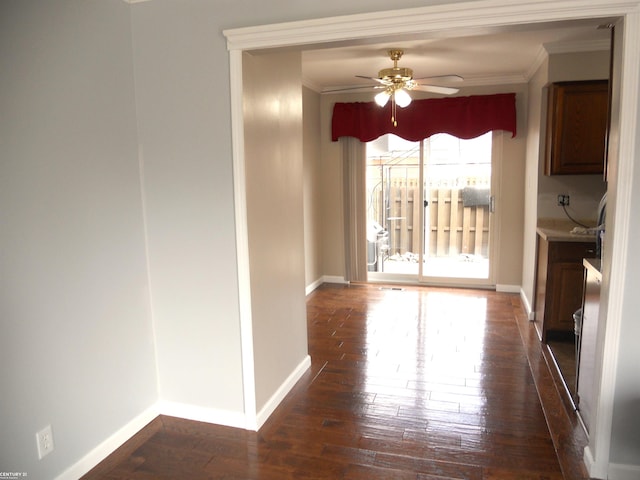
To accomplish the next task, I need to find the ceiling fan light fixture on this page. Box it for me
[375,90,390,107]
[394,88,412,108]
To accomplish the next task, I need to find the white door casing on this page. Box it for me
[224,1,640,475]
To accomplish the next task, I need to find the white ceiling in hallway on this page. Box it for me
[301,19,613,92]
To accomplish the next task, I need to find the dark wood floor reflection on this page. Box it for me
[84,283,589,479]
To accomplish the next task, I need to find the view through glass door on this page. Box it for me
[366,133,493,283]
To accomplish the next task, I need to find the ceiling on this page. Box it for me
[301,19,613,93]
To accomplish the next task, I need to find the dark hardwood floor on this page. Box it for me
[83,283,589,479]
[547,339,578,403]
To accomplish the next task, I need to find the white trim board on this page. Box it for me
[495,284,521,293]
[255,355,312,430]
[519,288,535,320]
[590,10,640,479]
[54,401,248,480]
[156,356,311,432]
[55,405,159,480]
[608,463,640,480]
[228,48,259,431]
[224,1,640,478]
[156,401,247,430]
[306,277,324,295]
[223,0,640,51]
[322,275,348,285]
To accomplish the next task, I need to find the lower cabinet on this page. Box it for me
[535,235,596,341]
[577,259,602,435]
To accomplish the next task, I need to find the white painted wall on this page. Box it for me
[521,57,548,311]
[242,50,309,412]
[3,0,640,478]
[536,50,609,222]
[0,1,157,478]
[521,49,610,317]
[130,1,246,414]
[303,87,324,289]
[606,16,640,470]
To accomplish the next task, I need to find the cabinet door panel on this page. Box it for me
[547,263,585,332]
[545,80,608,175]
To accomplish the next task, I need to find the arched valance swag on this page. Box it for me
[331,93,517,142]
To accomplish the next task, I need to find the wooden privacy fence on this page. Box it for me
[374,179,490,258]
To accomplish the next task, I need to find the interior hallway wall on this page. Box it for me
[128,0,486,424]
[536,50,609,222]
[521,57,548,312]
[131,1,245,414]
[242,50,309,412]
[303,87,324,289]
[0,2,158,478]
[522,48,609,318]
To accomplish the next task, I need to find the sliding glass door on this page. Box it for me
[366,132,494,285]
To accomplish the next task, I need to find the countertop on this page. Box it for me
[583,258,602,280]
[536,219,597,243]
[536,226,597,243]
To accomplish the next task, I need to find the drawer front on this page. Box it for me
[548,241,596,263]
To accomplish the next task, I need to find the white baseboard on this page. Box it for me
[306,276,348,295]
[584,445,608,480]
[495,284,520,293]
[158,354,311,432]
[254,354,311,430]
[55,355,312,479]
[583,446,640,480]
[305,277,324,295]
[322,275,348,284]
[608,462,640,480]
[519,288,535,320]
[55,404,159,480]
[156,400,247,430]
[56,401,249,479]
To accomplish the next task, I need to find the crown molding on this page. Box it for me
[544,38,611,54]
[302,77,323,93]
[223,0,640,51]
[525,45,550,81]
[523,38,611,81]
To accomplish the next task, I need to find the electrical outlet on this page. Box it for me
[36,425,54,459]
[557,194,570,206]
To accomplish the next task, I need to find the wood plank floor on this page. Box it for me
[83,283,590,479]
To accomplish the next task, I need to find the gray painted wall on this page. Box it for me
[2,0,639,477]
[0,2,157,477]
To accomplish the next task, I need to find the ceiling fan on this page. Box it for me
[329,49,463,126]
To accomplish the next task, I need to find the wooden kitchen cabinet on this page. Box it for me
[544,80,609,176]
[535,235,596,341]
[576,258,602,435]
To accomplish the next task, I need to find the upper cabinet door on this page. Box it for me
[544,80,609,176]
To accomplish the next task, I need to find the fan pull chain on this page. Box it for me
[392,95,398,127]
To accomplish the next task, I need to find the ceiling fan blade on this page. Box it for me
[323,85,384,93]
[355,75,391,85]
[412,84,460,95]
[413,74,464,83]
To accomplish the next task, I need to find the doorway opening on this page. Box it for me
[366,132,492,282]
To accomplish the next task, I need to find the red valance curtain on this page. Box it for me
[331,93,517,142]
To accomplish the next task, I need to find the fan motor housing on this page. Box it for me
[379,67,413,83]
